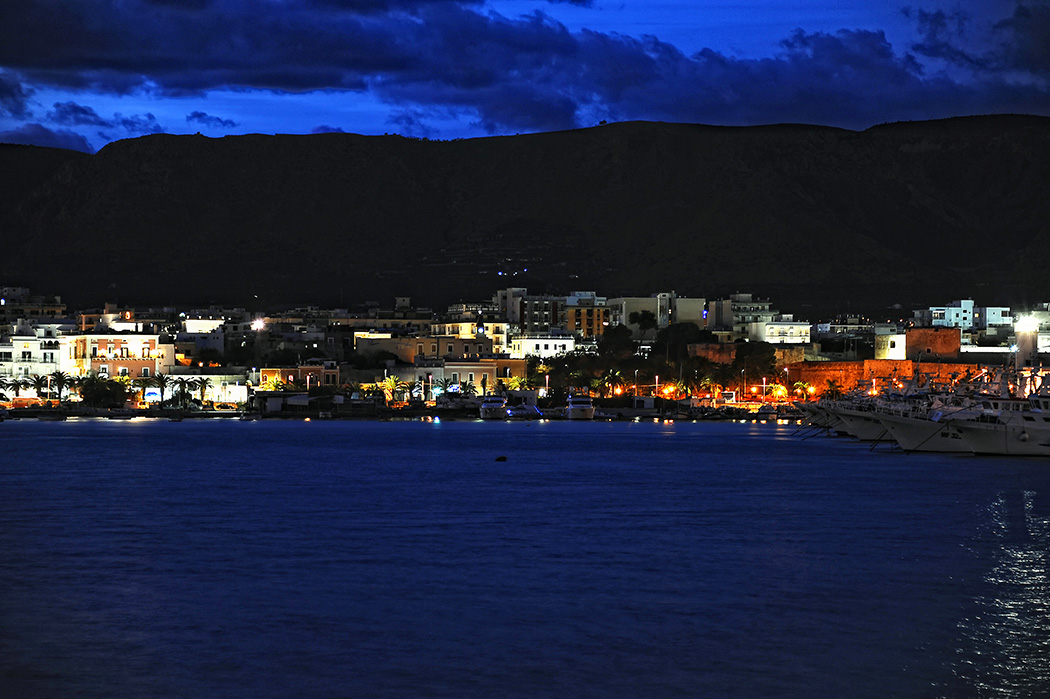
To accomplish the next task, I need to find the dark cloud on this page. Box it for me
[114,112,164,134]
[994,3,1050,75]
[44,101,165,135]
[908,2,1050,76]
[0,0,1047,139]
[0,71,32,118]
[387,108,435,137]
[311,125,346,133]
[187,110,238,128]
[49,101,110,126]
[0,123,93,152]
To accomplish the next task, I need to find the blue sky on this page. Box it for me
[1,1,1048,152]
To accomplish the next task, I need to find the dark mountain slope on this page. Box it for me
[2,115,1048,316]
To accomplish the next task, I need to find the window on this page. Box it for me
[141,367,150,377]
[447,343,454,354]
[119,367,129,376]
[452,373,459,382]
[889,340,896,348]
[417,343,424,355]
[468,373,475,382]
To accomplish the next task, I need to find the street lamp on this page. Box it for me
[634,369,639,397]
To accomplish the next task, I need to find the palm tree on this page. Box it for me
[823,379,843,400]
[412,378,428,401]
[49,370,70,402]
[363,382,386,400]
[152,373,171,404]
[793,381,813,401]
[379,375,409,402]
[435,377,456,396]
[459,381,477,397]
[195,377,212,404]
[132,377,153,405]
[600,369,625,397]
[173,377,193,407]
[29,374,49,401]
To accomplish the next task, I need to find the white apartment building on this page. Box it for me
[0,320,70,381]
[915,299,1013,331]
[508,334,576,359]
[747,320,811,344]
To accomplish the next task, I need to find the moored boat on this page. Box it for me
[566,395,595,420]
[479,395,509,419]
[950,416,1050,456]
[876,411,970,452]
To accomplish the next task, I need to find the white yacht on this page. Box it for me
[565,395,595,420]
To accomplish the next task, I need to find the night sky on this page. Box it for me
[1,0,1048,153]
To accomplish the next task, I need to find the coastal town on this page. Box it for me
[2,283,1048,423]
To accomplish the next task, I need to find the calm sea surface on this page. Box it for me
[2,418,1049,698]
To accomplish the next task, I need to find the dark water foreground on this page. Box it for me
[2,418,1048,698]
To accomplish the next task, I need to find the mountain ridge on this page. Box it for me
[3,115,1048,317]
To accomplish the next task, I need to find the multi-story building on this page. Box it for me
[561,291,609,338]
[0,287,66,321]
[508,334,576,359]
[914,299,1014,331]
[608,292,706,339]
[431,320,514,355]
[706,293,779,341]
[69,332,176,379]
[748,319,812,344]
[0,320,70,381]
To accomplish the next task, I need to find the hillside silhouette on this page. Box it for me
[3,115,1049,317]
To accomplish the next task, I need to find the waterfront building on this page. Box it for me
[0,319,71,381]
[69,332,177,379]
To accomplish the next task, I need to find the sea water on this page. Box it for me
[2,418,1049,698]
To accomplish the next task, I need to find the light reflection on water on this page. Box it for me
[953,490,1050,697]
[2,418,1049,698]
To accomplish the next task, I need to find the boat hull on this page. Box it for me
[877,413,970,452]
[952,419,1050,457]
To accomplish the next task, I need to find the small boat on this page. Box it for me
[506,404,544,420]
[239,413,259,421]
[37,413,67,421]
[479,395,509,419]
[565,395,595,420]
[168,414,184,422]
